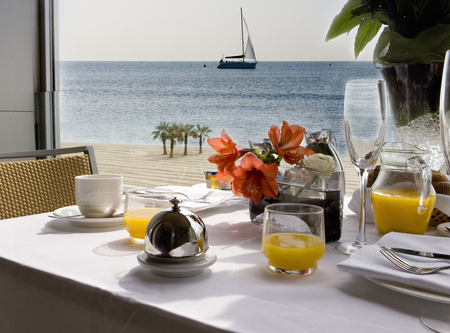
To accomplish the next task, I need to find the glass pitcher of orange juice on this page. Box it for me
[370,142,436,235]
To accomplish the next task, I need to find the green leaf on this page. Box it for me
[325,0,365,41]
[354,19,382,58]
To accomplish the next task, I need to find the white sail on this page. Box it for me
[243,19,256,61]
[244,37,256,60]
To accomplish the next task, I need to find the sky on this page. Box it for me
[58,0,380,62]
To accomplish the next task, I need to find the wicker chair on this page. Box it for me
[0,146,98,219]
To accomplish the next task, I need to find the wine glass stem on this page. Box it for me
[354,167,369,248]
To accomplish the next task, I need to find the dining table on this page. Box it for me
[0,186,447,333]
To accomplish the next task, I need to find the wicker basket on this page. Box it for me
[429,207,450,227]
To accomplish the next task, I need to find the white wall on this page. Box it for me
[0,0,38,152]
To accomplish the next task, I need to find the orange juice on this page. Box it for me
[371,189,436,235]
[124,208,162,243]
[262,233,325,271]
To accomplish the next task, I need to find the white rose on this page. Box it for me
[302,153,336,178]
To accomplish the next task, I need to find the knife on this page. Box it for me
[381,245,450,260]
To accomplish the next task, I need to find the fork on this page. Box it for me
[380,246,450,275]
[173,191,214,203]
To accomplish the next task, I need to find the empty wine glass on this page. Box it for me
[441,50,450,175]
[419,48,450,333]
[335,79,387,255]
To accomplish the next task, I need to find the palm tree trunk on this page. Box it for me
[184,136,188,155]
[170,140,175,157]
[163,141,168,155]
[199,136,203,153]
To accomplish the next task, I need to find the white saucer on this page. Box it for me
[437,222,450,237]
[137,251,217,277]
[52,205,124,228]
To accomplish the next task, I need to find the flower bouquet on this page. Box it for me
[207,122,345,242]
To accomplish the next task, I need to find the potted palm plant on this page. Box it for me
[326,0,450,148]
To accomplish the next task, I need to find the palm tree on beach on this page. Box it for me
[166,123,183,158]
[180,124,196,155]
[152,122,169,155]
[193,124,212,154]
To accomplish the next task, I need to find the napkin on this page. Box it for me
[157,186,248,212]
[338,232,450,296]
[348,187,450,223]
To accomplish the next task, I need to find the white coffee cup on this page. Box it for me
[75,174,123,218]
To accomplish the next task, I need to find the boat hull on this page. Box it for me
[217,61,256,69]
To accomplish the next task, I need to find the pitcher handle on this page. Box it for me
[407,156,432,214]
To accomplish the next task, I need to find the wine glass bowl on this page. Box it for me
[336,79,387,255]
[441,50,450,174]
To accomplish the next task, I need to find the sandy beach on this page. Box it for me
[62,142,359,196]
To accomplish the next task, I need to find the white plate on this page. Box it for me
[53,205,124,228]
[137,251,217,277]
[189,197,249,212]
[156,185,245,212]
[437,222,450,237]
[367,277,450,304]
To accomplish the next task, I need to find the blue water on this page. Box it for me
[59,61,382,153]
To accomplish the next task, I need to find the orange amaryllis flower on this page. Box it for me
[232,153,278,205]
[216,165,235,183]
[208,131,246,182]
[268,121,314,165]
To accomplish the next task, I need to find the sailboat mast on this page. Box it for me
[240,8,245,62]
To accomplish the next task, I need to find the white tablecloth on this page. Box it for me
[0,192,445,333]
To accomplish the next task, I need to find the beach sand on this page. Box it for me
[62,142,359,196]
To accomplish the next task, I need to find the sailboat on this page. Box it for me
[217,8,257,69]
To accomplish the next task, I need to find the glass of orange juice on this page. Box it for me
[262,203,325,276]
[124,188,173,244]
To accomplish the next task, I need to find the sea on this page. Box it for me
[59,61,383,153]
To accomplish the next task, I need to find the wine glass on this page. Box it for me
[419,49,450,332]
[335,79,387,255]
[441,50,450,175]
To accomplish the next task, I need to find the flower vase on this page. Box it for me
[278,167,345,243]
[250,167,345,243]
[380,63,444,170]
